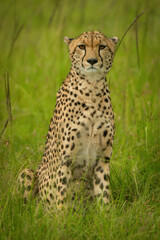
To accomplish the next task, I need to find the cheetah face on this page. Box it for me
[64,31,118,78]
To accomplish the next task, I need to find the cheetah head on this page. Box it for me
[64,31,118,78]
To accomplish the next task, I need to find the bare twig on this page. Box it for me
[1,72,12,137]
[8,22,25,58]
[115,11,145,54]
[4,72,12,123]
[0,119,9,137]
[135,11,140,68]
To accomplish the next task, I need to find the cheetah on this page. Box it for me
[18,31,118,209]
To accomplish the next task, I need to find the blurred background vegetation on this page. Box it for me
[0,0,160,239]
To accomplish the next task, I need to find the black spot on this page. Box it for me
[62,177,67,184]
[64,160,71,167]
[106,140,110,146]
[104,174,110,181]
[71,143,75,151]
[81,122,86,127]
[61,189,66,196]
[82,103,86,108]
[106,89,110,93]
[98,103,101,109]
[97,122,104,129]
[58,186,62,192]
[103,191,109,198]
[76,131,81,138]
[66,144,69,148]
[96,166,102,172]
[27,185,31,191]
[105,98,108,102]
[104,157,110,163]
[21,172,26,178]
[103,130,108,137]
[63,150,66,155]
[53,182,57,188]
[27,174,32,180]
[95,177,100,185]
[105,185,109,189]
[100,183,104,190]
[72,128,77,131]
[50,193,54,199]
[91,110,96,117]
[46,198,50,204]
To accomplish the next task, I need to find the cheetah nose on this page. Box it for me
[87,58,98,65]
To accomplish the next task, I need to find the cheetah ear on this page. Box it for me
[110,37,119,45]
[64,37,74,46]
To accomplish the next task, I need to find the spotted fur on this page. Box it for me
[18,31,118,209]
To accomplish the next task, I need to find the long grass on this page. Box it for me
[0,0,160,239]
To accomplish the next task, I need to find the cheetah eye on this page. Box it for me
[78,45,86,50]
[99,45,106,50]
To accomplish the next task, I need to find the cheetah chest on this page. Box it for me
[70,113,113,167]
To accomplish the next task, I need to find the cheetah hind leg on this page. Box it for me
[18,168,38,203]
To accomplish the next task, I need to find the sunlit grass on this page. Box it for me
[0,0,160,239]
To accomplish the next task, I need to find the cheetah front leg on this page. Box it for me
[93,160,110,204]
[55,164,72,209]
[93,123,113,204]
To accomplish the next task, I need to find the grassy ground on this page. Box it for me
[0,0,160,239]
